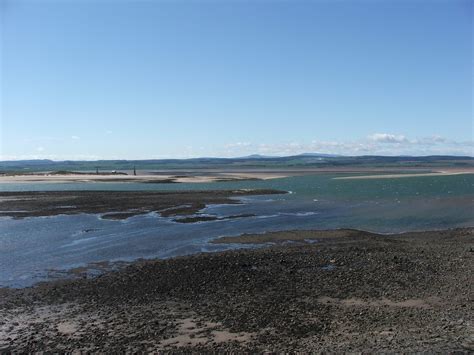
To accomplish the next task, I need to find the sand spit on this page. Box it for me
[0,172,289,184]
[3,167,473,184]
[333,169,474,180]
[0,228,472,352]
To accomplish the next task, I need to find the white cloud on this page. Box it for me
[2,134,472,160]
[368,133,408,144]
[224,142,251,148]
[413,135,448,145]
[218,134,473,157]
[71,136,80,140]
[430,135,446,143]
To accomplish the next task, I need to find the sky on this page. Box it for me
[1,0,472,160]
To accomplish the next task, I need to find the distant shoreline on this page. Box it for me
[0,171,289,184]
[1,167,473,184]
[333,170,474,180]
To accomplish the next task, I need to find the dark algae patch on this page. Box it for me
[173,213,256,223]
[0,228,472,352]
[0,189,286,219]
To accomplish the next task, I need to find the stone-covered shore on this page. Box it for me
[0,227,472,352]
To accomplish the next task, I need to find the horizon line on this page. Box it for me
[1,153,474,163]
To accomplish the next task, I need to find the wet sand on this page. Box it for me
[0,228,472,352]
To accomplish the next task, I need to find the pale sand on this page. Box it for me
[333,170,474,180]
[2,167,473,183]
[0,172,289,184]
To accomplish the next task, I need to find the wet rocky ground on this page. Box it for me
[0,228,472,352]
[0,189,284,219]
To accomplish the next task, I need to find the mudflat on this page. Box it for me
[0,228,472,352]
[0,189,285,219]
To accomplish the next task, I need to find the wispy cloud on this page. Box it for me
[221,134,473,157]
[2,133,472,160]
[224,142,252,149]
[71,135,81,140]
[368,133,408,144]
[0,153,101,161]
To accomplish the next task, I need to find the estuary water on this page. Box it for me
[0,173,473,287]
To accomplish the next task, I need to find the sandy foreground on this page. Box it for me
[0,228,472,352]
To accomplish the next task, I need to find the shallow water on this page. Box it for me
[0,173,473,287]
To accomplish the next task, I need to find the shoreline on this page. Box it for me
[2,227,471,288]
[212,228,397,244]
[0,227,472,352]
[211,226,474,244]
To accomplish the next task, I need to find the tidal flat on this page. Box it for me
[0,228,472,352]
[1,173,473,288]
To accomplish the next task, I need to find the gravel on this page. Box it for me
[0,228,472,352]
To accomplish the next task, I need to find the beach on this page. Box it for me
[2,167,473,184]
[0,227,472,352]
[0,171,291,184]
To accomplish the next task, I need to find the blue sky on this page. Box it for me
[1,0,472,159]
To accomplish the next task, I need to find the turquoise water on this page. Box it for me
[1,173,472,199]
[0,173,473,287]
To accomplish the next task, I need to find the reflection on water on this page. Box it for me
[0,173,473,287]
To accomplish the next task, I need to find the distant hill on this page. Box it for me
[237,154,280,159]
[296,153,342,158]
[1,155,473,173]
